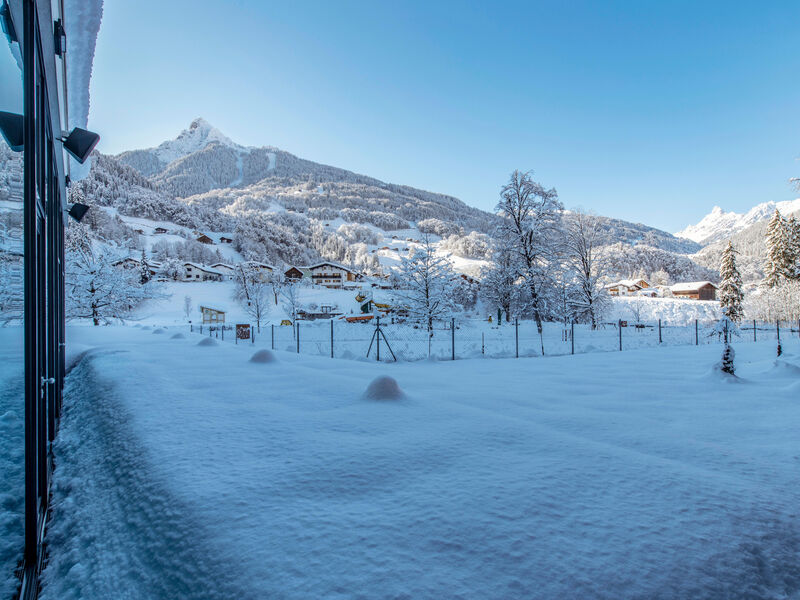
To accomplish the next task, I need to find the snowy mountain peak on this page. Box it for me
[676,198,800,245]
[154,118,241,165]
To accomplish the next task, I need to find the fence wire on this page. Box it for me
[189,317,799,363]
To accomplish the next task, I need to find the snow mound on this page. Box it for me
[197,338,218,347]
[766,360,800,378]
[363,376,405,401]
[170,333,186,340]
[249,350,277,364]
[152,328,165,335]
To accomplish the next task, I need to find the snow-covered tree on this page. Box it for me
[233,264,271,332]
[787,215,800,280]
[280,281,302,323]
[65,223,165,325]
[719,342,735,375]
[139,249,152,284]
[718,241,744,323]
[763,209,791,287]
[564,210,609,329]
[161,258,185,281]
[495,170,563,333]
[395,236,457,339]
[480,242,522,322]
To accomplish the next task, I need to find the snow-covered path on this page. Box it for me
[40,327,800,599]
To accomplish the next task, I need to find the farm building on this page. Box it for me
[309,262,359,289]
[219,236,233,244]
[112,257,162,277]
[199,306,226,324]
[196,233,214,245]
[670,281,718,300]
[284,266,309,282]
[154,227,168,234]
[605,279,651,297]
[183,263,223,282]
[210,263,235,279]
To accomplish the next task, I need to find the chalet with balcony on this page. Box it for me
[308,262,359,289]
[605,278,651,297]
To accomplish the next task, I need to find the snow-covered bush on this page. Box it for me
[439,232,493,260]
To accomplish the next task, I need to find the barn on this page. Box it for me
[670,281,718,301]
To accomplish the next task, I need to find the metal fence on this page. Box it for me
[189,317,800,362]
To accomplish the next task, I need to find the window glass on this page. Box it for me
[0,29,25,599]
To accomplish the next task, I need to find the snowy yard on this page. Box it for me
[26,326,800,599]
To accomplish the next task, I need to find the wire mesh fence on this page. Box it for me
[188,316,800,363]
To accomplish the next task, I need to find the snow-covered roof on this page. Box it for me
[604,280,644,290]
[63,0,104,180]
[308,262,356,273]
[670,281,718,292]
[210,262,234,269]
[243,261,275,270]
[184,262,223,275]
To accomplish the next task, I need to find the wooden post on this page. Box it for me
[619,320,622,351]
[376,317,381,362]
[658,319,662,344]
[451,317,455,361]
[481,332,485,355]
[753,319,756,342]
[777,320,780,342]
[515,318,519,358]
[330,319,334,358]
[571,321,575,355]
[297,322,300,353]
[695,319,698,345]
[271,324,274,350]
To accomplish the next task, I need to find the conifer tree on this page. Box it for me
[139,248,151,284]
[763,209,790,287]
[787,215,800,280]
[718,240,743,323]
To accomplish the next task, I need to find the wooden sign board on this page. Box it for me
[236,324,251,340]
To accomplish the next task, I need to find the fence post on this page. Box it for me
[252,325,255,344]
[571,321,575,355]
[221,326,224,341]
[481,332,485,355]
[777,320,780,342]
[515,318,519,358]
[658,319,662,344]
[754,319,757,342]
[297,322,300,353]
[618,319,622,351]
[695,319,698,345]
[376,317,381,362]
[330,319,334,358]
[200,324,203,335]
[451,317,455,361]
[271,324,274,350]
[190,323,193,333]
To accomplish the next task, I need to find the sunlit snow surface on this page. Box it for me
[37,327,800,599]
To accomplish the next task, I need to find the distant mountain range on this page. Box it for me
[0,118,711,280]
[676,199,800,246]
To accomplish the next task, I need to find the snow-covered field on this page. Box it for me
[26,326,800,598]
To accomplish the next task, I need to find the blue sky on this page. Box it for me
[89,0,800,232]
